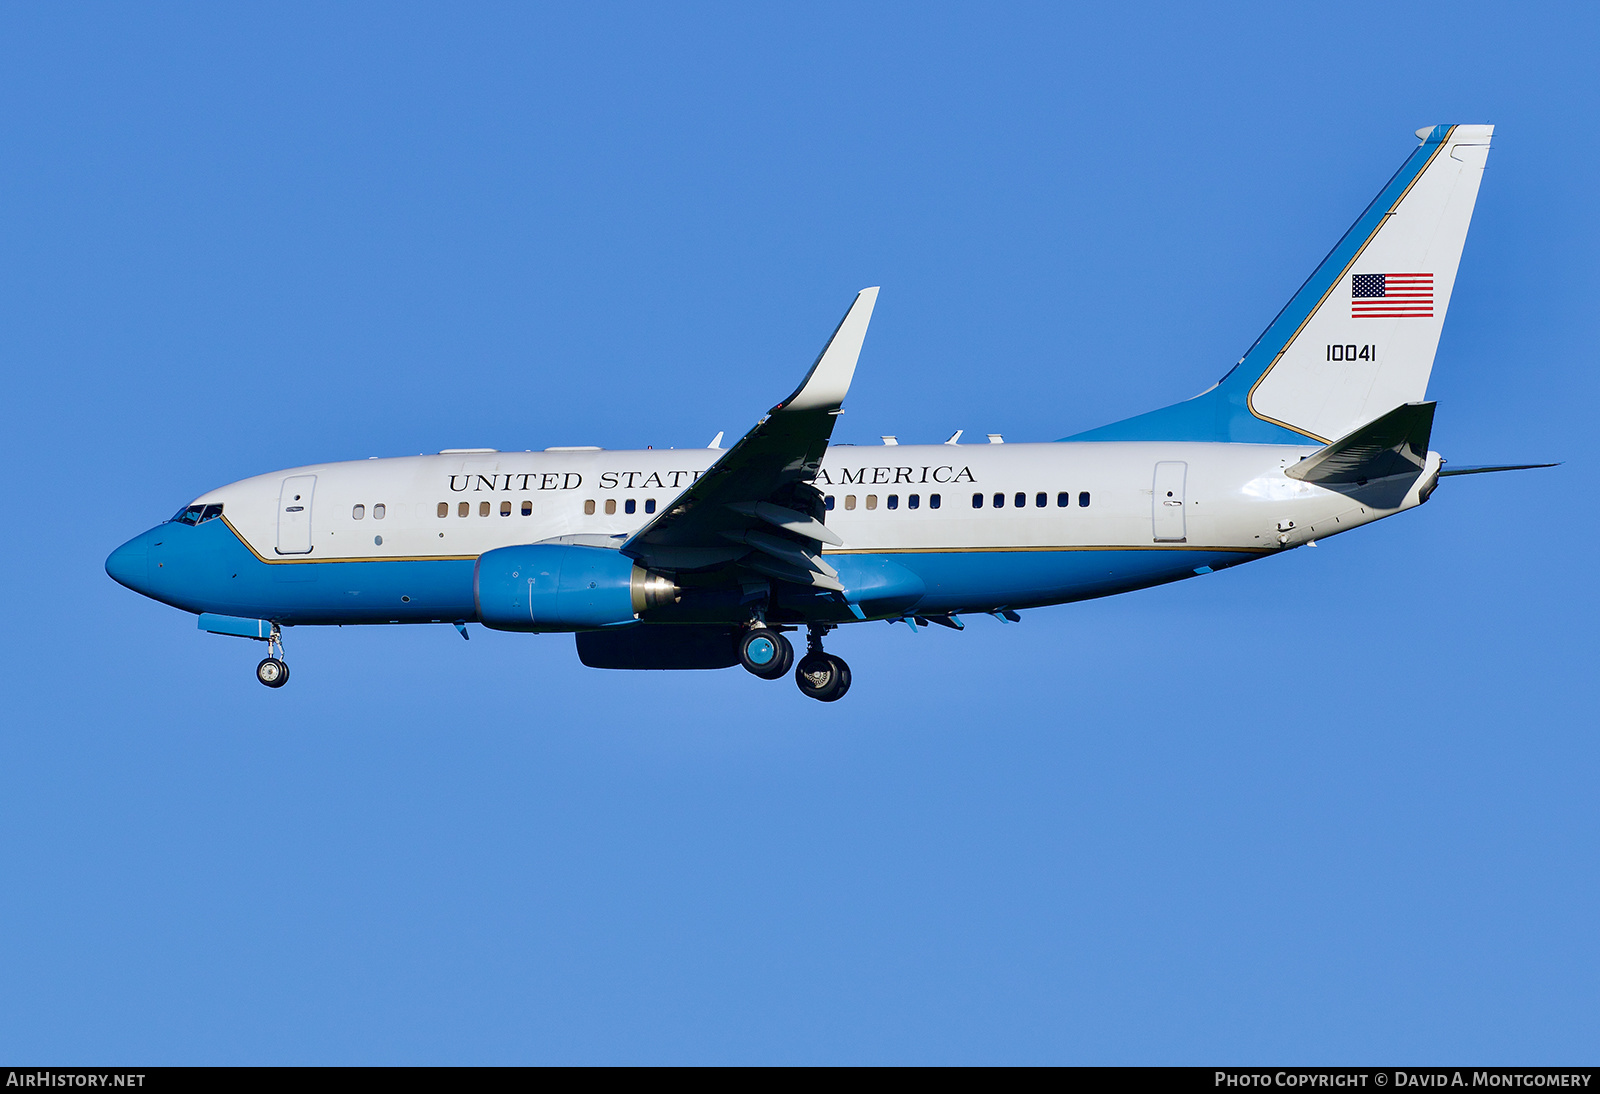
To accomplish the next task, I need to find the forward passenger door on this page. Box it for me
[277,475,317,555]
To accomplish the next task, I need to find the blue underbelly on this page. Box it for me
[253,558,478,624]
[138,519,1266,626]
[886,548,1261,613]
[138,520,477,624]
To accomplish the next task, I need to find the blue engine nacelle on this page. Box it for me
[473,544,678,632]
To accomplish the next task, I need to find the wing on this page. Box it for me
[619,287,879,589]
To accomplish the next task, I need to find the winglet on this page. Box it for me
[774,287,880,413]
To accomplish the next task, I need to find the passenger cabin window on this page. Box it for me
[993,493,1005,508]
[373,504,386,519]
[605,499,617,515]
[908,494,920,509]
[865,495,878,510]
[353,504,365,520]
[644,499,656,514]
[1014,492,1026,508]
[500,501,512,516]
[438,502,449,518]
[1079,491,1091,507]
[1035,492,1046,508]
[458,502,469,517]
[1057,492,1070,507]
[824,496,835,511]
[930,494,941,509]
[972,493,983,508]
[845,495,857,510]
[625,499,637,514]
[521,500,533,516]
[479,501,491,517]
[887,495,898,510]
[584,500,597,515]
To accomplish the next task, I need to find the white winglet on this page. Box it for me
[775,287,879,413]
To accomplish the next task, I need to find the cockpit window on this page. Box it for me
[170,504,223,526]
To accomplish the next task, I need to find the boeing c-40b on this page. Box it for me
[108,124,1552,701]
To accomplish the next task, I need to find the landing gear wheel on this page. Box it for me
[739,629,794,680]
[795,652,851,702]
[256,657,290,688]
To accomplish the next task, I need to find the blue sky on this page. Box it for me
[2,2,1596,1064]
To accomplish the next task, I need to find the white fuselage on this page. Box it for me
[199,440,1439,566]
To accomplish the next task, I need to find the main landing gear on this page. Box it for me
[795,625,850,703]
[255,624,290,688]
[738,624,851,702]
[738,627,794,680]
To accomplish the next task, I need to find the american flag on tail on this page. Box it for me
[1351,273,1433,318]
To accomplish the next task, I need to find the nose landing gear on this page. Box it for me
[256,657,289,687]
[795,625,851,703]
[256,625,290,688]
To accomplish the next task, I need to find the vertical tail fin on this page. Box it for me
[1069,124,1493,444]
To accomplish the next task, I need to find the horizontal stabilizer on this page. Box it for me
[1286,402,1435,486]
[1438,462,1559,477]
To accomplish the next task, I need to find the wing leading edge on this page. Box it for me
[620,288,880,583]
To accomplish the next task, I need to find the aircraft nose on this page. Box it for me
[105,536,149,592]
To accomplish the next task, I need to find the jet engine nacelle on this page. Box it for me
[473,544,678,632]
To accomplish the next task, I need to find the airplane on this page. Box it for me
[106,123,1553,701]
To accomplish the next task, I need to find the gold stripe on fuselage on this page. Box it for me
[221,516,479,565]
[225,516,1274,566]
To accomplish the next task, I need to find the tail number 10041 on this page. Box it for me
[1326,344,1377,361]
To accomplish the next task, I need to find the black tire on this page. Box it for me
[795,652,851,702]
[738,629,793,680]
[256,657,290,688]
